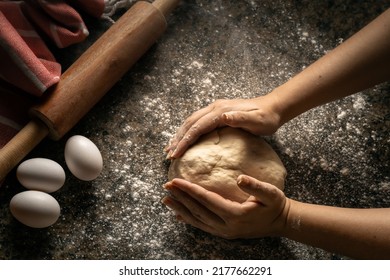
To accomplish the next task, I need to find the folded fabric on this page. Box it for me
[0,81,35,148]
[0,0,104,96]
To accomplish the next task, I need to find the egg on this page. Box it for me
[64,135,103,181]
[10,190,61,228]
[16,158,66,193]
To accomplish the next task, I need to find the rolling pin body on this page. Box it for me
[31,1,168,140]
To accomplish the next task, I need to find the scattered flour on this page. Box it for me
[3,0,386,261]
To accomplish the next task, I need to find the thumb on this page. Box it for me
[237,175,284,206]
[222,111,261,134]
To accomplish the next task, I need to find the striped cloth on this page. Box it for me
[0,0,105,151]
[0,81,35,148]
[0,0,105,96]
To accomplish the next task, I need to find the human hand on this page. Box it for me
[165,94,282,159]
[162,175,290,239]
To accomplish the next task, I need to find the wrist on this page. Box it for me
[267,196,293,237]
[276,198,303,238]
[267,85,295,126]
[251,93,284,133]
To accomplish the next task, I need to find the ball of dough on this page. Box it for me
[168,127,287,203]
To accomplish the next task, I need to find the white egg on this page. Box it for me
[16,158,66,193]
[64,135,103,181]
[10,190,61,228]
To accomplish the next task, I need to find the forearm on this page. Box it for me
[269,8,390,125]
[282,199,390,259]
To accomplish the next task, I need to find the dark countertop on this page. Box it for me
[0,0,389,260]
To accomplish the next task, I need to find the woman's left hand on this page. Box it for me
[162,175,290,239]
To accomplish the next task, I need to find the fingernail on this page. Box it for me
[168,147,178,159]
[237,175,249,186]
[223,113,233,123]
[163,183,172,190]
[170,149,178,159]
[222,113,229,121]
[237,174,244,184]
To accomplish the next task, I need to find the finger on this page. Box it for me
[164,182,225,227]
[237,175,285,206]
[162,196,219,234]
[223,109,278,136]
[165,105,214,153]
[161,196,185,221]
[170,178,241,218]
[222,110,261,133]
[170,118,223,159]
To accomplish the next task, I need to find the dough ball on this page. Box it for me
[168,127,287,203]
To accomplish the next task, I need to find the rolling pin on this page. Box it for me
[0,0,180,182]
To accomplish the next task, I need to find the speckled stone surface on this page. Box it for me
[0,0,389,260]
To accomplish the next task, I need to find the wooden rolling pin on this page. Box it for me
[0,0,180,182]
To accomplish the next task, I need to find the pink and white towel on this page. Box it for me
[0,0,105,96]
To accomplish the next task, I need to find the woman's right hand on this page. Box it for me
[165,94,283,159]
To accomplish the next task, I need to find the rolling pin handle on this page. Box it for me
[0,119,49,182]
[153,0,181,18]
